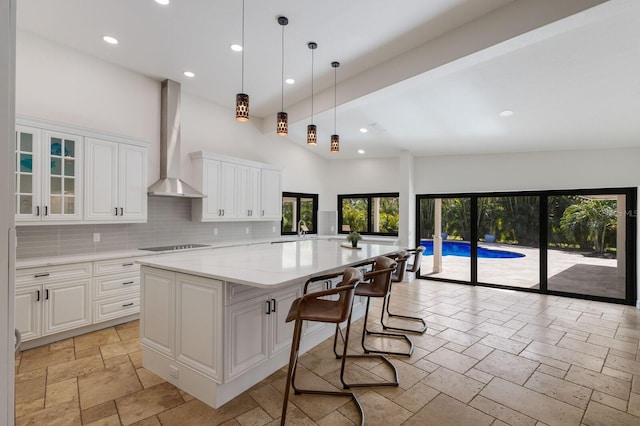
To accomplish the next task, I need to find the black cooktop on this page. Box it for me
[138,243,211,252]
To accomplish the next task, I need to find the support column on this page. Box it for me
[398,151,414,248]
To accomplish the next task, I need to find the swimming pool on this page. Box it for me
[420,240,525,259]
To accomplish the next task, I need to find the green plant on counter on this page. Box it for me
[346,231,362,247]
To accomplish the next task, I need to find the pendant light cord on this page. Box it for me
[310,48,314,124]
[241,0,245,93]
[281,23,285,111]
[333,66,337,134]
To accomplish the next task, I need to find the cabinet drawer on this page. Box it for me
[93,295,140,323]
[16,262,92,286]
[94,258,140,276]
[225,281,268,305]
[93,273,140,300]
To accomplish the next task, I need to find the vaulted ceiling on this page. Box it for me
[16,0,640,159]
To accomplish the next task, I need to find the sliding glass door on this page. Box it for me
[416,188,636,305]
[477,196,540,289]
[547,193,627,299]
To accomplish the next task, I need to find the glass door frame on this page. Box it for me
[415,187,637,306]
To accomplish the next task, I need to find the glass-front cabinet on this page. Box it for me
[15,125,82,222]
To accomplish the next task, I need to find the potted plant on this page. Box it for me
[346,231,362,248]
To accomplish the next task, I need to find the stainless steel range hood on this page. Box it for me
[148,79,205,198]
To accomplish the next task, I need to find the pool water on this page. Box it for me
[421,240,525,259]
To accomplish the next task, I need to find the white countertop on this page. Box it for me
[137,239,402,289]
[16,234,400,269]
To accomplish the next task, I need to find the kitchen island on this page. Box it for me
[137,239,401,408]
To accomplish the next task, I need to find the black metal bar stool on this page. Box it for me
[281,267,364,426]
[382,247,428,334]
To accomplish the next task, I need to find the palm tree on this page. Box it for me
[560,199,617,254]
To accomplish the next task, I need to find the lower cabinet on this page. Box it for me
[224,285,301,381]
[15,278,92,341]
[92,257,141,323]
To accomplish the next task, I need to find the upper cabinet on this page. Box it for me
[260,167,282,220]
[15,117,148,225]
[190,152,282,222]
[84,138,147,222]
[15,125,83,222]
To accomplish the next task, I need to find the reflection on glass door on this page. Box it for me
[418,197,471,282]
[547,194,625,299]
[477,196,540,289]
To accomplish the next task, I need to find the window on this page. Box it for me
[338,193,399,236]
[282,192,318,235]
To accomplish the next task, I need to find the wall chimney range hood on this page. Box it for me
[148,79,205,198]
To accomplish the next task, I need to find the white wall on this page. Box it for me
[413,149,640,193]
[324,157,400,211]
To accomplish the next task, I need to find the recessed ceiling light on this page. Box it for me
[184,71,195,78]
[359,128,368,133]
[230,44,243,52]
[155,0,170,5]
[358,149,365,154]
[285,78,295,85]
[102,35,119,45]
[499,110,514,117]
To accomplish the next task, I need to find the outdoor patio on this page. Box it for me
[420,243,625,300]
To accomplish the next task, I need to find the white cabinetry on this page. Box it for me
[15,125,83,223]
[15,117,148,225]
[190,151,282,222]
[84,138,147,222]
[224,284,300,380]
[260,167,282,220]
[15,263,92,342]
[92,257,140,323]
[140,267,224,381]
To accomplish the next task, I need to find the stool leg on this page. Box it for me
[336,297,400,388]
[382,291,427,334]
[281,318,303,425]
[361,296,414,357]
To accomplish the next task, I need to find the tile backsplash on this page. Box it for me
[16,197,281,259]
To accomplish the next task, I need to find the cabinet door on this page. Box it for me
[15,284,42,341]
[219,162,237,218]
[270,285,301,356]
[248,167,261,218]
[15,126,43,222]
[43,279,92,335]
[140,267,175,357]
[260,168,281,220]
[225,296,269,380]
[176,274,223,382]
[201,160,222,220]
[236,166,260,219]
[43,130,83,221]
[119,144,147,221]
[84,138,119,221]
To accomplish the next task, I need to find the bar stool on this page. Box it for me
[335,255,413,389]
[382,247,428,334]
[281,267,364,426]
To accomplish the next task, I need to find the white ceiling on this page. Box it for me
[16,0,640,159]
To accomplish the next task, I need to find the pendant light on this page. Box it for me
[306,42,318,145]
[276,16,288,136]
[330,61,340,153]
[235,0,249,122]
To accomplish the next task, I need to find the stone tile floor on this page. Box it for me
[14,279,640,425]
